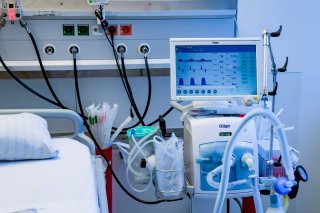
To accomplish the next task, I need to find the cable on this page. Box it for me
[96,7,154,128]
[227,199,230,213]
[141,52,175,126]
[120,55,152,124]
[72,52,183,204]
[113,54,171,131]
[0,55,65,108]
[28,31,64,107]
[120,55,145,126]
[99,22,145,127]
[25,26,66,109]
[96,7,174,131]
[141,55,152,120]
[147,107,174,126]
[233,198,242,211]
[0,19,67,109]
[122,55,152,127]
[95,7,174,135]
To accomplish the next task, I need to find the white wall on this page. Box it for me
[238,0,320,212]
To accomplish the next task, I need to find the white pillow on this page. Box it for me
[0,113,59,160]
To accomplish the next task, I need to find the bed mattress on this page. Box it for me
[0,138,100,213]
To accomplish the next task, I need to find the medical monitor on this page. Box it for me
[170,38,261,101]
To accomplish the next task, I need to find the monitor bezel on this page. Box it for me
[170,38,262,101]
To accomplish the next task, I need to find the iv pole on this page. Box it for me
[262,26,289,177]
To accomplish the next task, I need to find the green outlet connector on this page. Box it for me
[78,24,90,36]
[63,24,75,36]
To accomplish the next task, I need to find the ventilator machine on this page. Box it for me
[169,36,307,213]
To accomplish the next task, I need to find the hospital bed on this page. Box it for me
[0,109,108,213]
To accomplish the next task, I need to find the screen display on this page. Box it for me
[174,44,258,99]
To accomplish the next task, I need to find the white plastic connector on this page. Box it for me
[241,152,254,169]
[116,43,127,55]
[68,44,80,56]
[43,44,56,56]
[138,43,151,56]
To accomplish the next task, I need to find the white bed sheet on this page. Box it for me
[0,138,100,213]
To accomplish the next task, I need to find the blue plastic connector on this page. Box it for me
[130,129,135,136]
[274,177,293,195]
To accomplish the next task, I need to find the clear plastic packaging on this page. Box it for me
[153,133,185,198]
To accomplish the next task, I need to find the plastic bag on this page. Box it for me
[154,133,185,197]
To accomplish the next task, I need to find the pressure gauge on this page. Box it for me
[295,165,308,182]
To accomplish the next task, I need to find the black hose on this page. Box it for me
[0,55,65,108]
[72,54,183,205]
[122,55,153,127]
[227,199,230,213]
[96,8,174,131]
[112,55,173,131]
[233,198,242,212]
[27,32,65,108]
[96,9,174,134]
[147,107,174,126]
[141,55,152,119]
[120,55,145,126]
[101,27,146,127]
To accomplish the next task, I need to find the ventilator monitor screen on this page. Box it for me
[170,38,261,101]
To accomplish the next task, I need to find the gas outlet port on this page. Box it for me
[43,44,56,56]
[68,44,80,56]
[139,43,151,56]
[116,43,127,55]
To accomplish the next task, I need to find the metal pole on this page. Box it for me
[267,35,278,178]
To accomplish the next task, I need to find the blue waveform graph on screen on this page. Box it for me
[175,44,257,98]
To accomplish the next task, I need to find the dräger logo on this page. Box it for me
[219,124,230,128]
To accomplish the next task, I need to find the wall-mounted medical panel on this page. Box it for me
[0,0,237,71]
[19,0,237,18]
